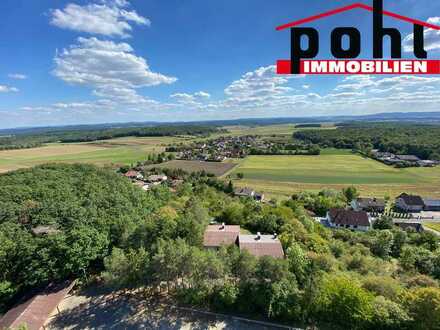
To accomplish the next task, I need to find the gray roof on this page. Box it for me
[235,187,255,196]
[31,226,61,236]
[396,155,420,161]
[355,198,385,208]
[424,199,440,207]
[398,193,424,206]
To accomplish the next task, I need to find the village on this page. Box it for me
[166,135,320,162]
[121,162,440,259]
[371,150,440,168]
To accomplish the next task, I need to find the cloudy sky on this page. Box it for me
[1,0,440,128]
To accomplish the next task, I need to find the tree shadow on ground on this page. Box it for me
[48,287,276,330]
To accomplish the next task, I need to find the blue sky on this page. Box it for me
[1,0,440,128]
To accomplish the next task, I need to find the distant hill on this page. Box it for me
[1,111,440,135]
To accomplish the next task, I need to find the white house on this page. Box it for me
[327,208,371,232]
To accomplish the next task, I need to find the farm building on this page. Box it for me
[351,198,385,213]
[203,224,240,249]
[327,209,371,232]
[396,193,425,212]
[238,233,284,259]
[0,281,75,330]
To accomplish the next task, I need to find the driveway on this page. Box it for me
[46,287,299,330]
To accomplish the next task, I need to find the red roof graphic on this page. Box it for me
[276,2,440,31]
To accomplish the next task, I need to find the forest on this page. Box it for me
[0,125,222,150]
[1,164,440,329]
[294,123,440,160]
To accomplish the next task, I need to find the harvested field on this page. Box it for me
[149,160,238,176]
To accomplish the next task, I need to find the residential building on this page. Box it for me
[394,222,424,233]
[147,174,168,183]
[124,170,141,179]
[234,187,265,202]
[327,208,371,231]
[351,198,385,213]
[238,233,284,259]
[395,155,421,162]
[423,199,440,212]
[203,224,240,249]
[396,193,425,212]
[0,281,75,330]
[31,225,61,236]
[202,225,284,258]
[235,187,255,198]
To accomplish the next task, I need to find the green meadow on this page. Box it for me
[0,136,186,173]
[229,149,440,198]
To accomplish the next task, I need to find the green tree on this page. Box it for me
[342,186,359,203]
[371,296,411,330]
[313,275,374,329]
[373,216,394,230]
[371,230,394,259]
[286,243,310,284]
[405,287,440,330]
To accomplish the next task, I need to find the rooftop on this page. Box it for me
[329,209,370,227]
[238,234,284,259]
[203,224,240,248]
[424,199,440,207]
[398,193,425,206]
[355,197,385,207]
[124,170,139,178]
[235,187,255,196]
[396,155,421,162]
[31,225,61,236]
[0,281,75,330]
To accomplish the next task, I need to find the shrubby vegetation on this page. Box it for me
[294,123,440,160]
[1,164,440,329]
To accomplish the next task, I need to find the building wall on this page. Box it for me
[326,213,370,232]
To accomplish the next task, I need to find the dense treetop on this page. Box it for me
[1,164,440,329]
[294,123,440,160]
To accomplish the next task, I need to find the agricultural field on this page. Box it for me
[229,149,440,198]
[424,223,440,233]
[149,160,237,177]
[0,136,190,173]
[220,123,335,137]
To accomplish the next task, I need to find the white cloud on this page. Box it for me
[403,17,440,52]
[0,85,19,93]
[8,73,27,80]
[171,91,210,102]
[194,91,211,99]
[53,37,176,103]
[50,0,150,38]
[12,63,440,128]
[220,65,308,110]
